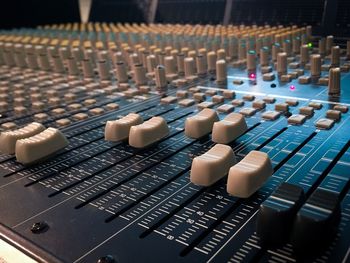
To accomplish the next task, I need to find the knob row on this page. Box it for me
[104,113,169,148]
[185,109,248,143]
[257,182,341,254]
[0,122,69,164]
[190,144,273,198]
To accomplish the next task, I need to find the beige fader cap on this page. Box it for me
[227,150,273,198]
[104,113,143,142]
[0,122,45,154]
[185,108,219,139]
[190,144,236,186]
[129,116,169,148]
[212,113,247,144]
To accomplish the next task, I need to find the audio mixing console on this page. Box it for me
[0,23,349,263]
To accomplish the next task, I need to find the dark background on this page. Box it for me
[0,0,349,37]
[0,0,80,29]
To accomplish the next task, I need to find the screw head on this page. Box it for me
[97,255,115,263]
[30,221,49,234]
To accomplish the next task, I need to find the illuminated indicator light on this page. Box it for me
[290,85,296,91]
[249,73,256,79]
[307,43,313,48]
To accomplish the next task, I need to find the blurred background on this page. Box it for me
[0,0,349,37]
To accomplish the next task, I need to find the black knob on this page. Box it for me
[257,182,305,246]
[291,188,341,254]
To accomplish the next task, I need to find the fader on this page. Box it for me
[0,22,349,263]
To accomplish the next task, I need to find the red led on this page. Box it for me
[249,73,256,79]
[290,85,296,91]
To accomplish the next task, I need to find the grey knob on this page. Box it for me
[328,67,340,96]
[146,55,157,73]
[38,54,51,71]
[216,59,227,84]
[331,46,340,67]
[97,60,110,80]
[326,35,334,55]
[207,51,217,73]
[72,47,84,62]
[310,54,321,77]
[260,47,269,66]
[133,64,147,86]
[176,53,185,74]
[196,55,207,76]
[82,59,94,79]
[300,44,309,65]
[306,25,312,42]
[164,56,176,75]
[277,52,287,76]
[184,57,196,77]
[238,44,247,61]
[52,56,65,74]
[283,40,292,56]
[292,37,301,54]
[318,38,326,57]
[116,61,128,83]
[272,43,281,62]
[155,65,167,89]
[247,50,256,71]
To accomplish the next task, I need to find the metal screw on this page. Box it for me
[30,221,48,234]
[97,255,115,263]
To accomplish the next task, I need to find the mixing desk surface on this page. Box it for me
[0,23,349,263]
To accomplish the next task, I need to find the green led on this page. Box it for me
[307,42,313,48]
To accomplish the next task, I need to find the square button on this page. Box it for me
[326,110,341,121]
[197,101,215,110]
[239,107,257,117]
[193,92,206,102]
[89,108,105,115]
[308,102,323,109]
[262,111,281,121]
[231,99,244,107]
[243,94,255,101]
[222,90,235,99]
[263,96,276,104]
[161,96,177,104]
[105,103,119,110]
[298,76,311,84]
[333,105,348,113]
[205,89,217,96]
[252,100,266,109]
[285,99,298,106]
[179,99,195,107]
[212,95,225,103]
[288,114,307,125]
[299,106,314,116]
[217,104,235,113]
[176,90,188,98]
[275,103,289,112]
[315,118,334,129]
[56,118,71,126]
[263,73,275,81]
[73,113,89,121]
